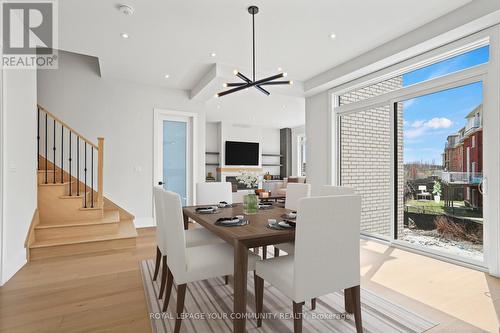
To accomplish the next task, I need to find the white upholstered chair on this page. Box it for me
[285,183,311,211]
[275,185,354,256]
[152,187,223,302]
[158,189,260,332]
[255,195,363,333]
[196,182,233,205]
[320,185,355,196]
[273,183,311,256]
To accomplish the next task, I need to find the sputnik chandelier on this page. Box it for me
[216,6,292,98]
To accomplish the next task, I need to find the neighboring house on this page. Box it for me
[441,104,483,208]
[444,133,463,172]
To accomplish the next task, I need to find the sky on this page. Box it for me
[402,45,489,164]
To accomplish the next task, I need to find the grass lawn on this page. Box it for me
[405,199,482,219]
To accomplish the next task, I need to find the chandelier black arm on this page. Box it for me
[225,82,248,87]
[255,85,270,95]
[218,72,285,97]
[236,72,252,83]
[235,71,270,95]
[258,81,292,86]
[225,82,269,95]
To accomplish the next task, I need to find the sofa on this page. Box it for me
[276,176,307,196]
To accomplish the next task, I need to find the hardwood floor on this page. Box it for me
[0,227,499,332]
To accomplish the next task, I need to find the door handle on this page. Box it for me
[158,181,164,186]
[479,177,486,195]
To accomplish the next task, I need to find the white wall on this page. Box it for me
[205,121,281,176]
[291,125,305,177]
[1,67,38,285]
[37,51,207,228]
[305,91,331,195]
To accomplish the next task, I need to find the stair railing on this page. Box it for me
[37,105,104,209]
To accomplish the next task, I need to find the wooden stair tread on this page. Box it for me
[59,191,90,197]
[36,210,120,229]
[30,220,137,248]
[38,181,74,187]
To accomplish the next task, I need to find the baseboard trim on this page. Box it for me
[1,251,27,285]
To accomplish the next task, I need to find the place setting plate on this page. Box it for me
[258,203,274,210]
[215,215,249,227]
[217,201,236,209]
[281,211,297,220]
[195,206,221,214]
[267,218,296,230]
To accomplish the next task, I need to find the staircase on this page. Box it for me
[27,105,137,260]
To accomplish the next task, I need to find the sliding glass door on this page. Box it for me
[397,82,484,262]
[334,38,496,267]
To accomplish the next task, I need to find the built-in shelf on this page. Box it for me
[262,153,282,157]
[262,164,282,166]
[206,152,220,155]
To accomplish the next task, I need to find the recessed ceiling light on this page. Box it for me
[118,4,134,15]
[277,67,283,71]
[164,74,170,79]
[121,33,129,39]
[329,33,336,39]
[210,52,217,57]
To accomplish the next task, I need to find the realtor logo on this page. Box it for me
[2,1,58,68]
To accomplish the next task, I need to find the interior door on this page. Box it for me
[154,113,192,206]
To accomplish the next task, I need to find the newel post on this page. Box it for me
[97,137,104,208]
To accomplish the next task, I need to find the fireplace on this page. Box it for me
[226,176,257,191]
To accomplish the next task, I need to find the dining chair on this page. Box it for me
[275,185,354,256]
[285,183,311,211]
[320,185,355,196]
[152,187,224,300]
[274,183,311,257]
[255,195,363,333]
[158,188,260,333]
[196,182,233,205]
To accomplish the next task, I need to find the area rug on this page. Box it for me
[140,259,437,333]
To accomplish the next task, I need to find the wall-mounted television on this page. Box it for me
[225,141,259,166]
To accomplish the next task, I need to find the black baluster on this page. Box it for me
[91,147,94,208]
[84,142,87,208]
[53,119,56,184]
[69,132,72,196]
[61,125,64,183]
[37,108,40,170]
[45,113,48,184]
[77,137,80,196]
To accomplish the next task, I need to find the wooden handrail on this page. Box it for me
[37,104,105,209]
[37,104,98,148]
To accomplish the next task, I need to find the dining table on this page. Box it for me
[182,203,295,333]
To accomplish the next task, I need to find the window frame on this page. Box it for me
[329,26,500,274]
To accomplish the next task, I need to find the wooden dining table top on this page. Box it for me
[182,203,295,247]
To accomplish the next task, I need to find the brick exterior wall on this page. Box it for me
[339,76,404,237]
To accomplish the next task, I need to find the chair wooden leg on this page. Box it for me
[158,255,167,299]
[225,275,229,285]
[153,246,162,281]
[347,285,363,333]
[254,271,264,327]
[274,246,280,257]
[162,267,174,312]
[311,298,316,310]
[344,288,354,313]
[174,284,187,333]
[292,301,304,333]
[262,246,267,259]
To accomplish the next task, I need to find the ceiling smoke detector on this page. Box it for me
[118,4,134,15]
